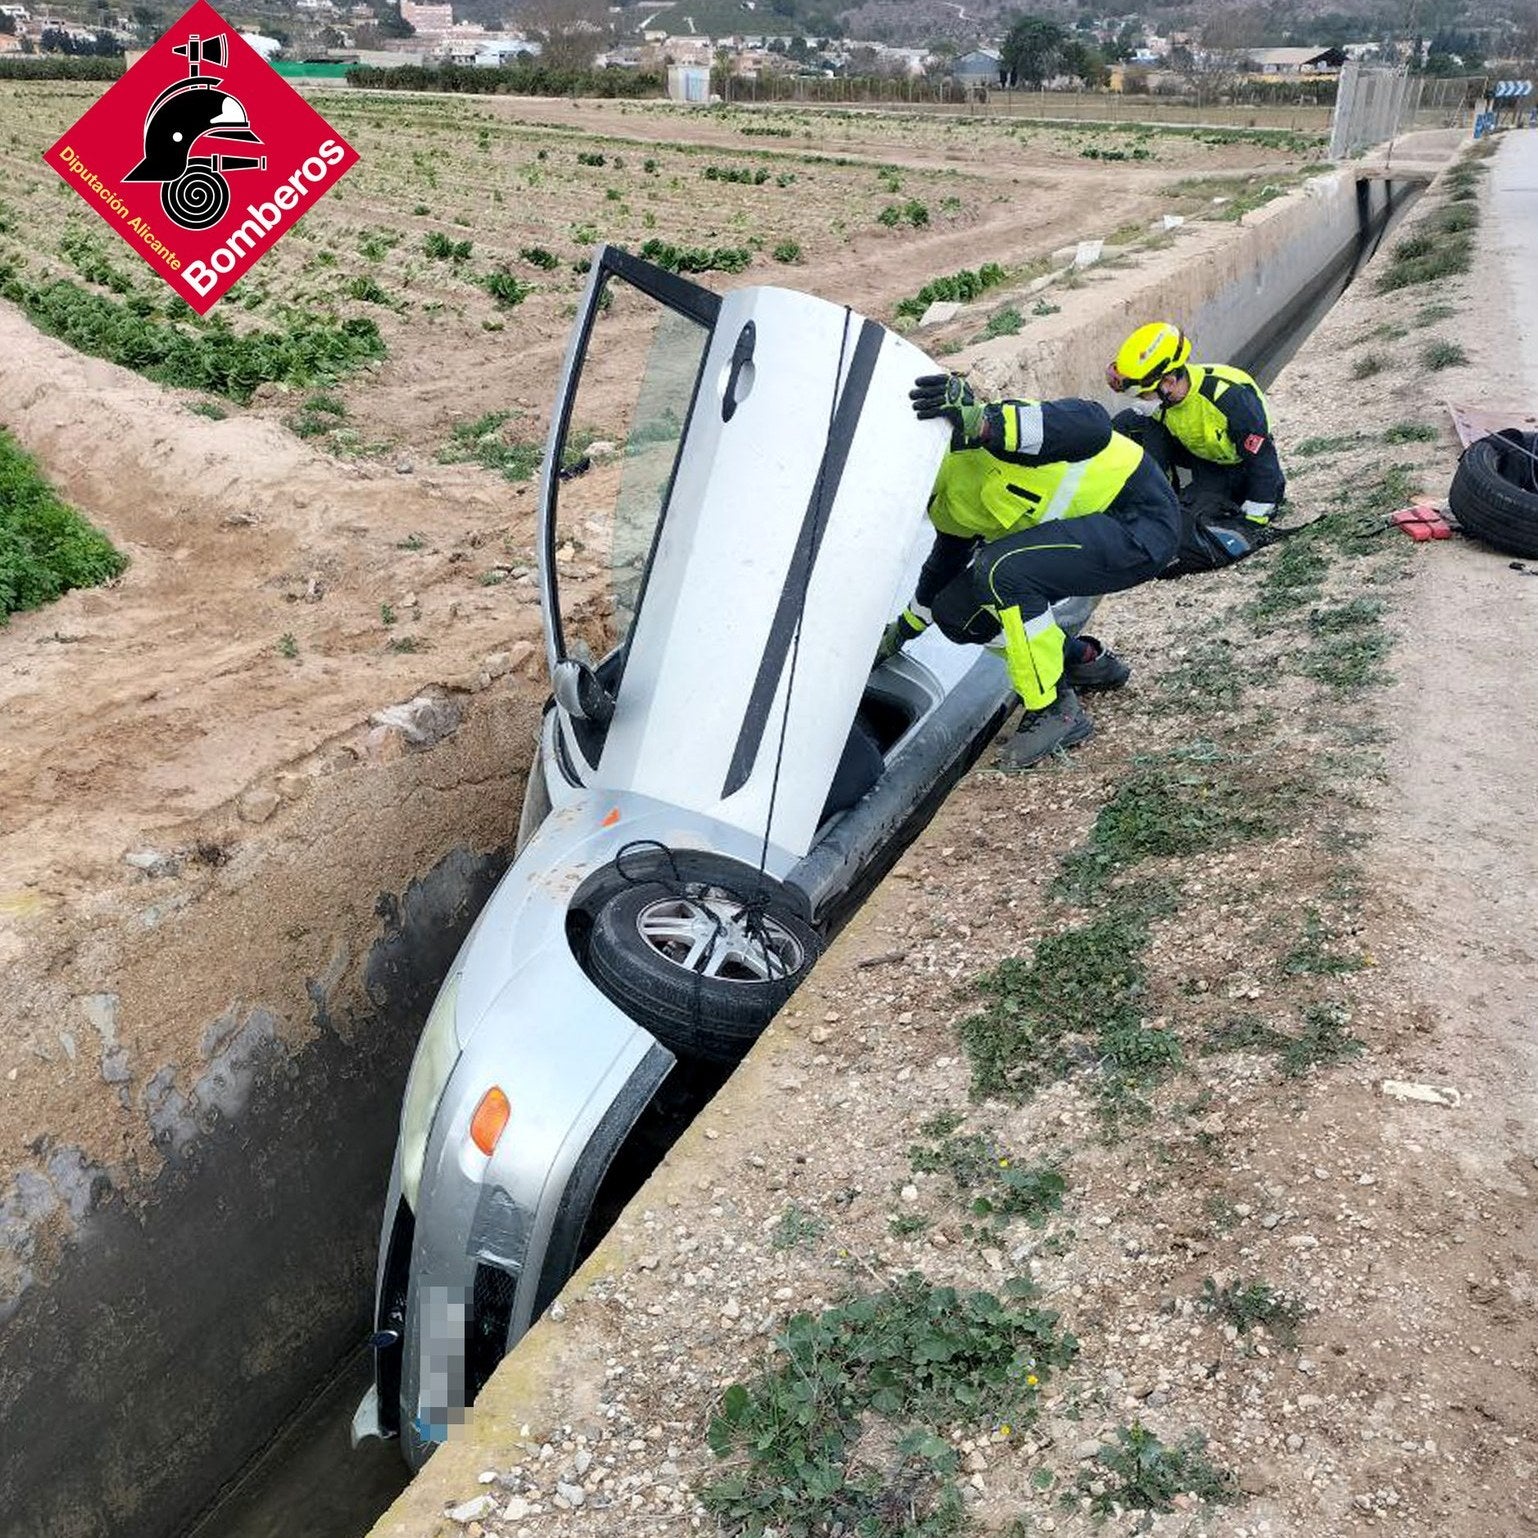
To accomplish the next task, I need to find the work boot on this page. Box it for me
[996,688,1094,772]
[1064,634,1131,691]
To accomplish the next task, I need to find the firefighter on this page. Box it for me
[876,373,1181,771]
[1106,322,1286,530]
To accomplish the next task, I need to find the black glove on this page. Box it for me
[874,606,929,667]
[909,373,986,449]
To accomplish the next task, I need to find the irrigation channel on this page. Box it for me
[0,168,1425,1538]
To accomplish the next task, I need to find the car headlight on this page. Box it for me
[399,973,461,1212]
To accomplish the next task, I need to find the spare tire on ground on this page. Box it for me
[1448,429,1538,559]
[587,881,822,1063]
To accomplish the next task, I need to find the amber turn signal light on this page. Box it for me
[470,1086,511,1155]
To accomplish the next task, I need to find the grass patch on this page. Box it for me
[0,267,384,403]
[1421,338,1467,371]
[437,411,543,481]
[1200,1276,1306,1344]
[1,427,126,620]
[1282,907,1364,976]
[1057,745,1279,898]
[959,885,1179,1102]
[1428,202,1478,235]
[771,239,802,264]
[1383,421,1437,444]
[983,306,1023,338]
[1351,352,1387,380]
[1154,638,1255,712]
[276,631,299,660]
[1299,624,1394,691]
[1375,230,1473,292]
[908,1115,1067,1235]
[1293,433,1364,458]
[706,1273,1075,1538]
[187,400,227,420]
[1280,1001,1363,1076]
[1078,1424,1236,1515]
[769,1203,825,1250]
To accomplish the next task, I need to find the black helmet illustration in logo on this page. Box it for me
[124,33,266,231]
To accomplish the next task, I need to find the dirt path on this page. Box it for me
[367,140,1538,1538]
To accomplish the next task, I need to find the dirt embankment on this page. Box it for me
[370,143,1538,1538]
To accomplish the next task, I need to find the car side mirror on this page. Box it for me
[552,658,615,726]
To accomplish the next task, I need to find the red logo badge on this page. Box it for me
[43,0,357,314]
[1242,433,1267,455]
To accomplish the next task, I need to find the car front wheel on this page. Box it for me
[587,882,821,1062]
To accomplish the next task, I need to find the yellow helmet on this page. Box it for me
[1112,322,1191,394]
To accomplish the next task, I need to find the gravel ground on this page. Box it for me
[375,138,1538,1538]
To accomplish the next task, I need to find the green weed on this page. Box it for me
[345,275,390,304]
[959,885,1178,1102]
[518,245,559,270]
[1383,421,1437,443]
[1293,433,1364,458]
[1078,1424,1237,1515]
[437,411,543,481]
[1282,908,1363,976]
[908,1119,1067,1233]
[771,240,802,264]
[770,1203,826,1250]
[1280,1001,1363,1076]
[379,601,397,627]
[187,401,226,420]
[277,632,299,660]
[1057,746,1278,897]
[706,1274,1075,1538]
[0,427,126,620]
[387,635,428,654]
[1375,230,1472,292]
[1421,339,1467,371]
[1351,352,1386,380]
[984,306,1024,338]
[1200,1276,1307,1343]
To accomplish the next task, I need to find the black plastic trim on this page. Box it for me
[532,1042,676,1320]
[721,316,885,798]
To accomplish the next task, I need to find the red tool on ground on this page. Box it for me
[1389,496,1453,540]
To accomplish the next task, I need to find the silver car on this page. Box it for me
[353,246,1079,1465]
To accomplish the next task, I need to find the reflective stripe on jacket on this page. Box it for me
[1157,364,1270,466]
[927,430,1145,540]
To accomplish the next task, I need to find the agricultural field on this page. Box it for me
[0,82,1324,472]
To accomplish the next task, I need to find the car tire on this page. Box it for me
[1448,430,1538,559]
[587,881,821,1063]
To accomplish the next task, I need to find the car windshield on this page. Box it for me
[548,273,712,670]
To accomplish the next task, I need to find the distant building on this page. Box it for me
[400,0,452,34]
[667,62,710,102]
[474,37,537,66]
[1244,46,1347,75]
[952,47,1003,87]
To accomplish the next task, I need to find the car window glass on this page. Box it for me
[551,282,709,672]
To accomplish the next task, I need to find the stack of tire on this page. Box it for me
[1449,429,1538,558]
